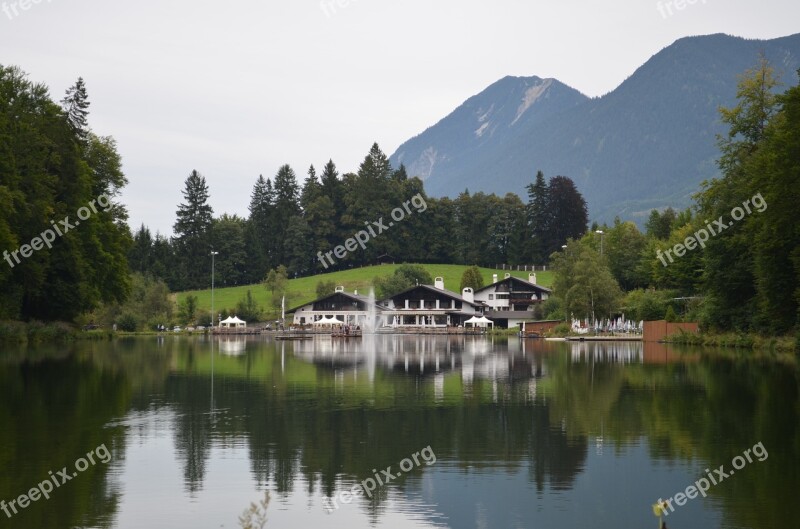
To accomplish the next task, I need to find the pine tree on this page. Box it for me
[173,170,214,290]
[271,165,300,266]
[212,214,247,287]
[61,77,90,143]
[545,176,588,259]
[300,165,322,210]
[245,175,274,282]
[129,224,154,274]
[525,170,548,263]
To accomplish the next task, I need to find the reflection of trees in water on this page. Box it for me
[162,363,589,519]
[131,337,800,528]
[167,375,213,494]
[0,352,129,529]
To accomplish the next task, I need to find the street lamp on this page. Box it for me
[211,250,219,328]
[595,230,605,256]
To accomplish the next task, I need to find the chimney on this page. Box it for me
[492,274,498,284]
[462,287,474,304]
[529,273,537,285]
[354,289,358,296]
[335,286,344,293]
[504,273,511,279]
[434,277,445,290]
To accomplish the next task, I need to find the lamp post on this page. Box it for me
[595,230,605,256]
[211,250,219,328]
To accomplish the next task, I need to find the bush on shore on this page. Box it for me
[666,329,796,353]
[0,321,77,344]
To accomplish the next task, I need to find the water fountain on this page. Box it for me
[366,287,378,333]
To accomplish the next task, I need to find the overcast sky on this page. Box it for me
[2,0,798,234]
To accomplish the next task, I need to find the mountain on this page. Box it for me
[390,33,800,223]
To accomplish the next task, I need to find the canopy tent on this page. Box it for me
[219,316,246,328]
[312,316,343,326]
[465,315,494,328]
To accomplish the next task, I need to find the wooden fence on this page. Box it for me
[642,320,699,342]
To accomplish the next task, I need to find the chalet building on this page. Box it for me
[290,286,377,326]
[289,276,547,330]
[377,277,483,327]
[474,273,552,329]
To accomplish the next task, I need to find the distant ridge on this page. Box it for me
[390,33,800,223]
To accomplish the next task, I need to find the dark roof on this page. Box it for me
[474,275,552,294]
[484,310,545,320]
[287,291,375,314]
[379,284,482,308]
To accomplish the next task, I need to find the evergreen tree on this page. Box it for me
[129,224,153,274]
[271,164,300,265]
[320,159,345,252]
[283,215,314,275]
[544,176,588,259]
[393,163,409,181]
[526,170,549,263]
[173,170,214,290]
[645,208,677,239]
[300,165,321,210]
[245,175,275,282]
[61,77,90,143]
[212,214,247,287]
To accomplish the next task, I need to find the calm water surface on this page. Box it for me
[0,336,797,529]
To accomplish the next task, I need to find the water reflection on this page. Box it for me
[0,337,796,529]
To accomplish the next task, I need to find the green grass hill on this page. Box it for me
[177,264,552,321]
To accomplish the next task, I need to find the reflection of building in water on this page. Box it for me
[216,336,247,356]
[569,341,643,364]
[290,335,549,390]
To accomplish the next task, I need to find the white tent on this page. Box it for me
[219,316,246,328]
[475,316,494,329]
[464,316,481,326]
[313,316,343,326]
[465,315,494,328]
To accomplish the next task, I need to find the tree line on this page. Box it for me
[0,66,130,322]
[129,144,590,292]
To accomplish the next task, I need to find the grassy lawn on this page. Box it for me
[177,264,552,320]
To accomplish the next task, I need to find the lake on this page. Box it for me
[0,335,796,529]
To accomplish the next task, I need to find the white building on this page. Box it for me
[377,277,483,327]
[473,273,552,329]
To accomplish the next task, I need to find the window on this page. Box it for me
[489,294,494,300]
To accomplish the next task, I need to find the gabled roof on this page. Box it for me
[379,284,482,308]
[287,291,375,314]
[474,275,552,294]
